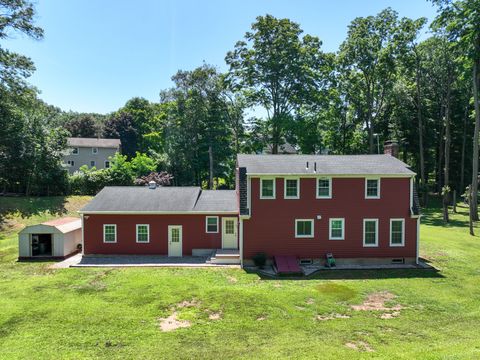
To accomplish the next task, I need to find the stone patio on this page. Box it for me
[52,254,240,268]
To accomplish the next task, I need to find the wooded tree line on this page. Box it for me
[1,0,480,226]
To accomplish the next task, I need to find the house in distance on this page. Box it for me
[63,137,121,173]
[79,141,420,268]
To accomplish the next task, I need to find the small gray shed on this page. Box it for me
[18,217,82,259]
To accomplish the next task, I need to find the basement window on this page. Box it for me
[299,258,313,265]
[391,258,405,264]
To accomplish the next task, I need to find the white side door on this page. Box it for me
[168,225,182,257]
[222,218,238,249]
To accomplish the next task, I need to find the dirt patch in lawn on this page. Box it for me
[207,310,222,320]
[158,312,191,332]
[316,313,351,321]
[256,315,267,321]
[345,341,374,352]
[227,276,238,283]
[306,298,315,305]
[351,291,403,312]
[177,299,201,308]
[380,311,401,319]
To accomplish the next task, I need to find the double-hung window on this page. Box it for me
[71,147,79,155]
[295,219,314,238]
[103,224,117,243]
[365,178,380,199]
[390,219,405,246]
[329,218,345,240]
[317,178,332,198]
[92,147,98,154]
[136,224,150,243]
[206,216,219,233]
[260,178,275,199]
[284,178,299,199]
[363,219,378,247]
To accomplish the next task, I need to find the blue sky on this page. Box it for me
[8,0,437,114]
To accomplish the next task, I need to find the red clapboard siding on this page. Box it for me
[83,214,237,255]
[243,177,417,259]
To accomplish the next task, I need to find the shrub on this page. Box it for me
[252,252,267,268]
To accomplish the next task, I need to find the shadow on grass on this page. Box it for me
[0,196,68,228]
[247,263,443,281]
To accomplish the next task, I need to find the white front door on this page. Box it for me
[168,225,182,257]
[222,217,238,249]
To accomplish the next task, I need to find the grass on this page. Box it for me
[1,196,480,359]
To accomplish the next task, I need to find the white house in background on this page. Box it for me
[18,217,82,259]
[63,137,121,174]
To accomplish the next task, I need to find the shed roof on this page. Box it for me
[67,137,121,148]
[80,187,237,213]
[237,154,415,176]
[20,217,81,234]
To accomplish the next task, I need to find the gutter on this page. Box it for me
[78,210,239,215]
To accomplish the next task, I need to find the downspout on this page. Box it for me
[416,216,420,265]
[80,213,85,256]
[239,218,244,268]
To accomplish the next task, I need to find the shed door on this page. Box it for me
[168,226,182,257]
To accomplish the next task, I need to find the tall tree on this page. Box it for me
[64,114,98,138]
[432,0,480,221]
[338,9,424,153]
[226,14,329,154]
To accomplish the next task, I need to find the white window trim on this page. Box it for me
[316,177,332,199]
[295,219,314,238]
[92,147,98,154]
[71,147,79,155]
[260,178,276,199]
[104,160,110,168]
[136,224,150,243]
[90,161,96,167]
[365,178,381,199]
[103,224,117,243]
[205,216,219,233]
[284,178,300,199]
[390,218,405,247]
[363,218,379,247]
[329,218,345,240]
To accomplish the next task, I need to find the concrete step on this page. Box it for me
[207,256,241,265]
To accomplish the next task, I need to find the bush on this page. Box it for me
[252,252,267,268]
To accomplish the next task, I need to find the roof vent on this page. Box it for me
[148,181,157,189]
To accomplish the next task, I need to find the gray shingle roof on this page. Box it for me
[237,154,415,176]
[67,138,121,148]
[193,190,237,212]
[80,187,237,213]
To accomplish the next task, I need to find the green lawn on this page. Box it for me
[1,196,480,359]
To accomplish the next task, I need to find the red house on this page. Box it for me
[80,144,420,267]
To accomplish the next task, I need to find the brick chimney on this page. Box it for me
[384,140,399,158]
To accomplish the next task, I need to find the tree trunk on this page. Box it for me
[460,105,468,194]
[416,63,427,205]
[468,185,475,235]
[443,87,452,223]
[471,49,480,221]
[208,145,214,190]
[437,120,445,195]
